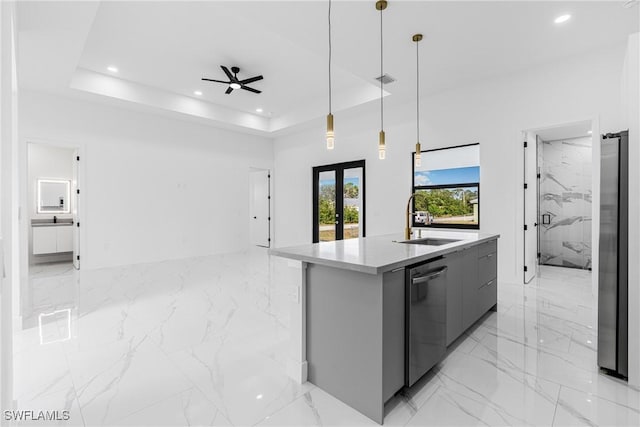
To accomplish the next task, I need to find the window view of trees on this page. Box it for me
[318,181,360,240]
[414,186,478,225]
[412,145,480,229]
[343,182,359,198]
[319,183,336,225]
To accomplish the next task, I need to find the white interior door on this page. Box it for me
[249,169,270,247]
[524,131,538,283]
[72,150,80,269]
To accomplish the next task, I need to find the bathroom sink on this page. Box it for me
[400,238,461,246]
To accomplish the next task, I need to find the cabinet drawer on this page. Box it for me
[478,251,497,286]
[478,240,497,258]
[478,278,497,315]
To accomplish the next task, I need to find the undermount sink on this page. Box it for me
[400,237,461,246]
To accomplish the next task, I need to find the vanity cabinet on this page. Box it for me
[33,225,73,254]
[33,227,57,254]
[56,226,73,252]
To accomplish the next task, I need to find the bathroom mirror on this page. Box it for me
[37,179,71,214]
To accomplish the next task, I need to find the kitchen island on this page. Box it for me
[270,230,499,424]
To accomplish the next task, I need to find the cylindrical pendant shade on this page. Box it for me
[326,113,335,150]
[378,130,386,160]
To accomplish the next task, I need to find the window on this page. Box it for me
[412,143,480,229]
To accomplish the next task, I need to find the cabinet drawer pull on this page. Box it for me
[482,279,495,288]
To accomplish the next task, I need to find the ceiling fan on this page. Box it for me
[202,66,263,94]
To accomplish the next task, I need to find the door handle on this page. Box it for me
[412,267,447,285]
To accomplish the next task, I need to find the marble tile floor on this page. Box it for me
[11,252,639,426]
[29,261,76,279]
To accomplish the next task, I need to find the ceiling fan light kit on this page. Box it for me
[201,65,263,95]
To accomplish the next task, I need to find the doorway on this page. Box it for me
[523,120,594,282]
[249,168,271,248]
[27,142,80,273]
[312,160,365,243]
[23,141,81,329]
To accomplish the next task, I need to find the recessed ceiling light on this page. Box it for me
[256,108,263,113]
[194,91,203,96]
[256,394,263,400]
[554,14,571,24]
[107,66,119,73]
[587,130,593,134]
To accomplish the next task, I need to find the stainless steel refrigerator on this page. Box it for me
[598,130,628,379]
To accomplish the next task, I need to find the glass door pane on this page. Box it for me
[318,170,337,242]
[343,167,363,239]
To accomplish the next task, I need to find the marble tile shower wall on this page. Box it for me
[540,136,592,269]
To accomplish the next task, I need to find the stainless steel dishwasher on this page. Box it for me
[405,257,448,387]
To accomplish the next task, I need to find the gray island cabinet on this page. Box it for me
[271,231,499,424]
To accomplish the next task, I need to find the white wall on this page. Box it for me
[19,90,274,270]
[622,32,639,387]
[27,144,74,220]
[273,44,626,285]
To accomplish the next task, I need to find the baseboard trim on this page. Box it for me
[286,358,308,384]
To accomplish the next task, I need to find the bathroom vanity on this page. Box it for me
[271,230,499,424]
[32,220,74,255]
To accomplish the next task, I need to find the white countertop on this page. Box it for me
[269,230,500,275]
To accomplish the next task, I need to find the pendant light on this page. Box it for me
[326,0,335,150]
[413,34,423,167]
[376,0,387,160]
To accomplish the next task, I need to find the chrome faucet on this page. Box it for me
[405,193,420,240]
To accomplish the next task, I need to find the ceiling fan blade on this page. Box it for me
[221,65,234,81]
[241,86,261,94]
[238,75,263,85]
[225,86,234,94]
[202,78,229,84]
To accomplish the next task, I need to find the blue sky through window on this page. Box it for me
[414,166,479,186]
[319,177,359,187]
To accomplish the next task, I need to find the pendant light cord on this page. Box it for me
[328,0,332,115]
[416,40,419,142]
[380,6,384,131]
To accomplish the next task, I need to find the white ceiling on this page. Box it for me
[535,120,593,141]
[16,1,639,135]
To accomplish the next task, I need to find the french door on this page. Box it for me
[312,160,366,243]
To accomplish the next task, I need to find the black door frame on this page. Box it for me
[312,159,366,243]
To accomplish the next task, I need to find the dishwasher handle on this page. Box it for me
[412,266,448,285]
